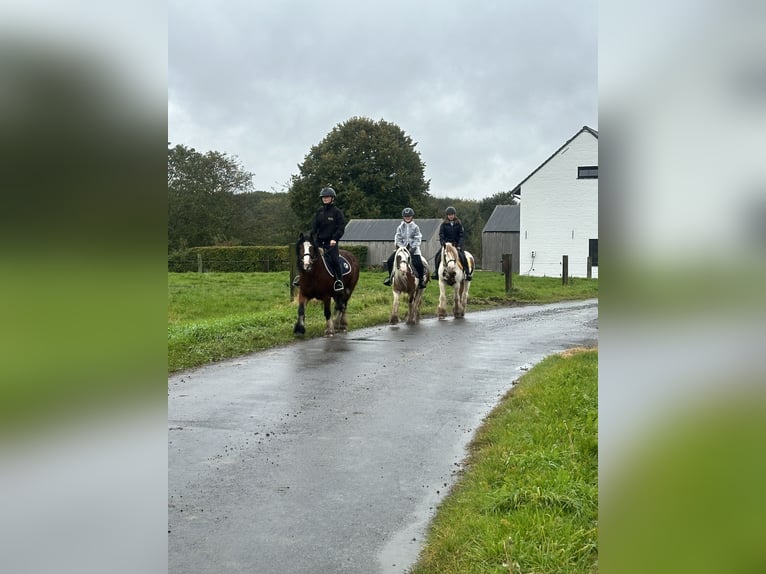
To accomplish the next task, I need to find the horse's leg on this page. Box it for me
[294,295,307,335]
[390,289,400,325]
[334,296,349,332]
[323,297,334,336]
[437,280,448,318]
[406,288,417,324]
[453,280,462,317]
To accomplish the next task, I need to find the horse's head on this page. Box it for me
[394,245,411,273]
[297,233,318,272]
[441,243,459,284]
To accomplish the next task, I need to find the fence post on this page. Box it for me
[587,256,592,279]
[197,253,203,273]
[562,255,569,285]
[502,253,513,293]
[288,245,297,300]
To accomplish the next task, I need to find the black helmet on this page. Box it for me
[319,187,336,198]
[445,206,457,215]
[402,207,415,218]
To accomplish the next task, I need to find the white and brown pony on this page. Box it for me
[389,245,428,325]
[293,233,360,337]
[436,242,474,319]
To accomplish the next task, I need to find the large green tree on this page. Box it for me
[288,117,431,228]
[168,144,253,251]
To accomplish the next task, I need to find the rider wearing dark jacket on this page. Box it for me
[432,206,471,280]
[293,186,346,291]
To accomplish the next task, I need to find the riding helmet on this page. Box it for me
[445,206,457,215]
[319,187,336,198]
[402,207,415,218]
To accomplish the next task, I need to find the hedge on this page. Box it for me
[168,244,369,272]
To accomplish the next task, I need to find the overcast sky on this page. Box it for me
[169,0,597,201]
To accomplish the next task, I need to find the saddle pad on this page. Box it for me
[321,254,352,276]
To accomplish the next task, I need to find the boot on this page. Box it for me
[418,277,427,289]
[333,278,344,292]
[292,275,301,286]
[431,270,439,280]
[383,276,392,286]
[465,272,472,281]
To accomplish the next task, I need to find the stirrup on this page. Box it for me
[292,276,301,286]
[333,279,344,291]
[383,276,392,286]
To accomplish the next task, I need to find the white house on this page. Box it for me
[517,126,598,278]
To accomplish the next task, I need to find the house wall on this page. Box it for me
[481,232,520,273]
[519,132,599,278]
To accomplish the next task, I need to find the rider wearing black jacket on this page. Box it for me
[293,187,346,291]
[431,206,471,281]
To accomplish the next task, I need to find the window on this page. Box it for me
[578,166,598,179]
[589,239,598,267]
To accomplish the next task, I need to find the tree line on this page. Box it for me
[168,116,520,264]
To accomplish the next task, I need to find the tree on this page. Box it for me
[228,191,301,245]
[168,144,253,251]
[288,117,431,228]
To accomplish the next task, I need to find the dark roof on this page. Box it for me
[511,125,598,193]
[342,219,442,241]
[482,205,520,233]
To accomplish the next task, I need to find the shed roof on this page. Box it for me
[342,219,442,241]
[482,205,520,233]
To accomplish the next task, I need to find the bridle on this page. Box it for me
[395,246,412,273]
[300,240,317,271]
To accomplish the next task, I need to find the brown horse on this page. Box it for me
[293,233,360,336]
[436,242,474,319]
[389,245,428,325]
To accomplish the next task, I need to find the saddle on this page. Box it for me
[318,247,351,277]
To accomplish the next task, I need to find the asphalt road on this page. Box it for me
[168,299,598,574]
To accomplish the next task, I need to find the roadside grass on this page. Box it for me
[168,270,598,373]
[409,349,598,574]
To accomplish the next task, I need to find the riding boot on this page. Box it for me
[292,275,301,286]
[431,270,439,280]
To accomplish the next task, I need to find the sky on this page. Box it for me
[169,0,597,201]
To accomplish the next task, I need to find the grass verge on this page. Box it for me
[409,348,598,574]
[168,270,598,373]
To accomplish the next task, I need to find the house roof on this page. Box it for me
[482,204,520,233]
[342,219,442,241]
[511,125,598,193]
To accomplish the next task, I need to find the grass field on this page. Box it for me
[168,269,598,373]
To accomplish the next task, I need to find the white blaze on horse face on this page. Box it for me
[302,241,312,269]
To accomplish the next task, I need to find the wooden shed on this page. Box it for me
[341,218,442,268]
[481,205,520,273]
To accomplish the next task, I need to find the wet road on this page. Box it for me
[168,299,598,574]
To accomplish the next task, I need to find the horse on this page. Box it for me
[293,233,360,337]
[436,242,474,319]
[389,245,428,325]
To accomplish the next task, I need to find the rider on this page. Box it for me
[431,206,471,281]
[293,186,346,291]
[383,207,427,289]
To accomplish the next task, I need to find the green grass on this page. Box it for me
[168,270,598,373]
[409,349,598,574]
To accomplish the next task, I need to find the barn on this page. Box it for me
[341,218,442,268]
[481,204,520,273]
[516,125,598,278]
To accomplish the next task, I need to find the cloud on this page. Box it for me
[169,0,598,198]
